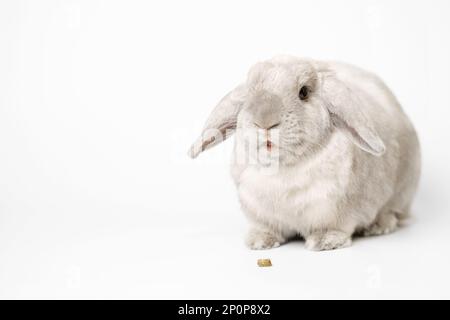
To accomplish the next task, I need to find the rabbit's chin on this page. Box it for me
[247,144,301,170]
[234,136,313,168]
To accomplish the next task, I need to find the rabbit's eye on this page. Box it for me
[299,86,309,100]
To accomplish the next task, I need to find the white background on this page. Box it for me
[1,0,449,299]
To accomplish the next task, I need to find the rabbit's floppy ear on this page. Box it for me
[321,75,386,156]
[188,84,247,158]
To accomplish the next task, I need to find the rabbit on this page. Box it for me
[188,55,420,251]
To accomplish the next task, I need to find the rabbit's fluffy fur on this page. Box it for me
[189,56,420,251]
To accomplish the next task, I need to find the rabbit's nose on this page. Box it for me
[248,89,283,130]
[253,120,281,130]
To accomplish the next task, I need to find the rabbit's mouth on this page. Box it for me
[258,128,280,152]
[257,139,277,152]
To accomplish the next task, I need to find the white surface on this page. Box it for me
[1,0,450,299]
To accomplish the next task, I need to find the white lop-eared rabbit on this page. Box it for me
[189,56,420,251]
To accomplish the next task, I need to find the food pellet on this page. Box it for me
[257,259,272,267]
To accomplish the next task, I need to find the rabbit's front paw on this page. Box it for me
[305,230,352,251]
[245,228,284,250]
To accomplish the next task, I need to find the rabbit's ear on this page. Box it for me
[322,75,386,156]
[188,84,247,158]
